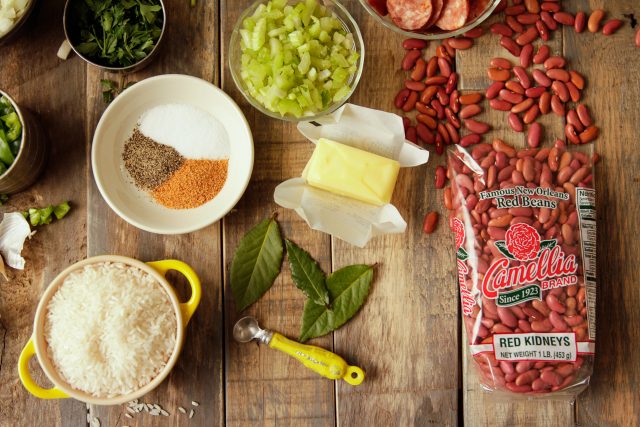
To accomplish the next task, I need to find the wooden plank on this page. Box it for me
[220,1,335,426]
[562,1,640,426]
[333,3,458,426]
[0,1,88,426]
[86,1,224,426]
[456,10,575,427]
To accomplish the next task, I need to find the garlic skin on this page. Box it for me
[0,212,31,269]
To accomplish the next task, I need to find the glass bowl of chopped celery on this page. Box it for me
[229,0,364,122]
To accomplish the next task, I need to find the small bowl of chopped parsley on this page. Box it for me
[63,0,166,72]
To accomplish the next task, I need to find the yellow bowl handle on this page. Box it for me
[18,337,69,399]
[147,260,202,327]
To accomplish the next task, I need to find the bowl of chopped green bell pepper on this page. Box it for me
[0,90,48,194]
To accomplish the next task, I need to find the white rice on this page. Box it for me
[44,262,177,398]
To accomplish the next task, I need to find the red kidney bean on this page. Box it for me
[602,19,624,35]
[536,20,550,41]
[405,80,426,92]
[540,11,557,31]
[460,133,482,147]
[523,104,540,124]
[539,2,559,13]
[488,67,511,81]
[500,89,524,104]
[553,11,575,26]
[416,102,436,116]
[588,9,605,33]
[511,98,534,114]
[422,211,439,234]
[425,76,448,86]
[636,28,640,47]
[500,36,522,56]
[552,81,570,102]
[550,94,565,116]
[524,86,546,98]
[566,110,584,132]
[421,86,438,104]
[460,92,484,105]
[403,38,428,50]
[416,123,434,145]
[508,112,524,132]
[533,44,550,64]
[450,89,460,113]
[532,69,551,87]
[417,113,437,130]
[464,27,485,38]
[460,104,483,119]
[445,107,461,128]
[512,66,532,89]
[431,99,445,119]
[576,104,593,127]
[445,122,460,144]
[517,13,539,25]
[516,26,539,45]
[491,57,513,69]
[437,123,451,145]
[402,91,418,112]
[506,81,525,95]
[446,73,458,94]
[405,124,418,144]
[490,99,513,111]
[402,49,422,71]
[527,122,542,148]
[464,119,491,134]
[402,116,410,131]
[566,81,581,103]
[394,88,410,109]
[520,44,534,68]
[505,5,526,15]
[538,91,551,114]
[543,56,566,70]
[579,126,599,143]
[574,12,586,33]
[569,70,585,90]
[426,56,438,77]
[411,59,426,81]
[525,0,540,13]
[437,57,452,77]
[506,16,524,33]
[486,82,505,100]
[491,23,514,37]
[435,166,446,188]
[449,37,474,50]
[547,69,570,82]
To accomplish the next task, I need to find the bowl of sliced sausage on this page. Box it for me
[360,0,503,39]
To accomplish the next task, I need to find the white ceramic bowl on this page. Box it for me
[92,74,254,234]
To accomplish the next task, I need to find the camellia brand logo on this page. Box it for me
[481,223,578,300]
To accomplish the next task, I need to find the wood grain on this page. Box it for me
[220,1,335,425]
[0,1,87,426]
[86,1,224,426]
[563,1,640,426]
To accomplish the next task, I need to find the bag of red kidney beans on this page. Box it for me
[446,138,596,395]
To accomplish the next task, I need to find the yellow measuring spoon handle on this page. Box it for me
[268,332,364,386]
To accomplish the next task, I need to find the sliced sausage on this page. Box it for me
[436,0,470,30]
[388,0,434,30]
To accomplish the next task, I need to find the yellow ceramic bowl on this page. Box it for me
[18,255,201,405]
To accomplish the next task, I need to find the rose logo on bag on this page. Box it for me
[504,223,541,261]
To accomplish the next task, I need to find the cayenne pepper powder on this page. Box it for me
[152,159,228,209]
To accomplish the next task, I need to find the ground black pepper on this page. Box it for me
[122,129,184,190]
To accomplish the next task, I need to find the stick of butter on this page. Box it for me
[302,138,400,206]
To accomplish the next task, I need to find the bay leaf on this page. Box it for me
[230,217,283,311]
[299,264,374,342]
[285,239,329,307]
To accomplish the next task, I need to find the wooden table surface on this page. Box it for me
[1,0,639,426]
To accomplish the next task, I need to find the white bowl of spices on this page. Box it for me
[92,74,254,234]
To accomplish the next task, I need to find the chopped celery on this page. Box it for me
[238,0,359,118]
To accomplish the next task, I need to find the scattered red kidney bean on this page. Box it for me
[553,11,575,26]
[464,27,485,38]
[464,119,491,134]
[410,58,426,81]
[576,104,593,127]
[460,104,483,119]
[588,9,605,32]
[486,82,505,99]
[574,12,586,33]
[602,19,624,35]
[422,211,439,234]
[490,99,513,111]
[533,45,550,64]
[527,122,542,147]
[395,88,410,109]
[403,38,428,50]
[435,166,447,188]
[508,112,524,132]
[405,126,417,144]
[448,37,474,50]
[401,49,421,71]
